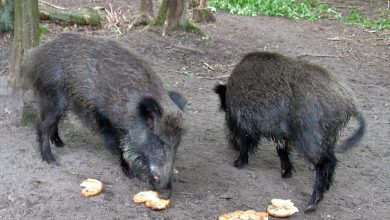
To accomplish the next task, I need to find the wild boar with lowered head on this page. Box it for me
[23,33,186,199]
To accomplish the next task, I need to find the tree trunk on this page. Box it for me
[153,0,187,28]
[7,0,39,89]
[193,0,216,23]
[152,0,202,34]
[192,7,215,23]
[129,0,154,28]
[165,0,187,28]
[188,0,198,9]
[151,0,168,26]
[199,0,206,8]
[140,0,153,17]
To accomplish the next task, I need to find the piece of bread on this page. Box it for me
[133,191,170,210]
[267,199,299,217]
[80,179,103,197]
[218,210,268,220]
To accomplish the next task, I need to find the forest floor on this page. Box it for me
[0,0,389,219]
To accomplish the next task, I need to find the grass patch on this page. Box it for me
[209,0,332,20]
[344,9,390,30]
[209,0,390,29]
[39,24,50,41]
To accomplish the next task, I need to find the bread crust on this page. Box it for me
[80,179,104,197]
[266,199,299,217]
[133,191,170,210]
[218,210,268,220]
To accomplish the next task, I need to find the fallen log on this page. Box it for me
[39,6,101,26]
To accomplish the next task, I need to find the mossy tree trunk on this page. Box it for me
[152,0,202,34]
[6,0,39,124]
[151,0,168,26]
[152,0,187,28]
[7,0,39,89]
[193,0,216,23]
[165,0,187,28]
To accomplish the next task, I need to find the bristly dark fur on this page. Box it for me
[214,51,366,213]
[168,91,186,111]
[138,96,164,130]
[23,33,185,198]
[94,109,121,152]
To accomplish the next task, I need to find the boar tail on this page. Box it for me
[340,110,366,152]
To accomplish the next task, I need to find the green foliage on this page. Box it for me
[39,24,50,41]
[183,71,194,76]
[374,17,390,30]
[209,0,390,29]
[344,9,390,30]
[0,0,14,33]
[209,0,330,20]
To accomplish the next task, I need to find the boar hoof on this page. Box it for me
[51,138,65,147]
[41,152,56,164]
[281,169,292,178]
[304,204,317,213]
[233,158,245,169]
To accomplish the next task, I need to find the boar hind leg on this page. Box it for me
[37,92,66,163]
[120,155,132,178]
[277,142,294,178]
[233,133,257,168]
[38,116,61,162]
[50,117,64,147]
[305,151,337,213]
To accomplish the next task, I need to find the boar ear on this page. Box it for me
[138,97,163,130]
[168,91,186,111]
[214,84,227,111]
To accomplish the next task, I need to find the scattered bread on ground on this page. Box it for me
[267,199,299,217]
[218,210,268,220]
[80,178,104,197]
[133,191,170,210]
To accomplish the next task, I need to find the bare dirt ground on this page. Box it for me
[0,0,389,219]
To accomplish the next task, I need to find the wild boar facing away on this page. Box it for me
[214,51,365,212]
